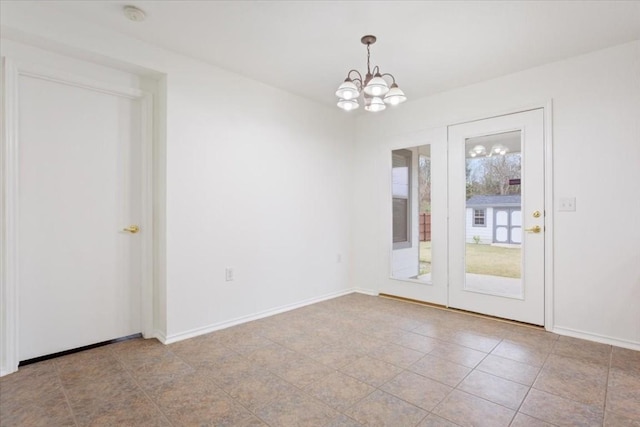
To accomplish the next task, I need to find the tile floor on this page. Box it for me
[1,293,639,426]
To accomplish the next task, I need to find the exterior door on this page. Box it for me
[17,70,143,360]
[448,109,545,325]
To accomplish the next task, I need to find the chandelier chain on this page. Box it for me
[366,44,371,75]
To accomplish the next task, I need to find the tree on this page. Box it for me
[418,155,431,212]
[467,153,521,197]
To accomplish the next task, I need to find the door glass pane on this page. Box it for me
[392,150,411,249]
[418,147,431,282]
[464,131,523,298]
[390,145,432,283]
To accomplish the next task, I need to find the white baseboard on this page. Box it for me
[0,366,18,377]
[552,326,640,351]
[164,288,359,345]
[353,287,379,296]
[151,330,168,345]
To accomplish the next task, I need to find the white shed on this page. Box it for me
[465,195,521,244]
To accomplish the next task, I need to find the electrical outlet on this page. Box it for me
[225,267,234,281]
[559,197,576,212]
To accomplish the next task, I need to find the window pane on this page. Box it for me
[473,209,485,226]
[392,149,411,247]
[392,167,409,198]
[393,198,408,243]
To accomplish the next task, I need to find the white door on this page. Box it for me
[448,109,545,325]
[18,72,143,360]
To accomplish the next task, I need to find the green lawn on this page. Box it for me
[419,241,521,278]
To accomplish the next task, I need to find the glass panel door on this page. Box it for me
[448,109,545,325]
[382,126,449,306]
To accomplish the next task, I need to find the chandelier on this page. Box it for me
[468,144,509,158]
[335,35,407,112]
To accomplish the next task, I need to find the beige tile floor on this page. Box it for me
[1,293,639,426]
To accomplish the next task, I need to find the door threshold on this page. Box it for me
[379,293,544,330]
[19,333,142,367]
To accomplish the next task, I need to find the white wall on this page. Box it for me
[1,5,354,350]
[164,71,354,338]
[353,40,640,348]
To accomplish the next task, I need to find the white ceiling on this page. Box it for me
[4,1,640,107]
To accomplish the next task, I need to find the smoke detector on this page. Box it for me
[123,5,146,22]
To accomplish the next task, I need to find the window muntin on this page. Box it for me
[473,208,486,227]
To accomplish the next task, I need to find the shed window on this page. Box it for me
[473,209,486,227]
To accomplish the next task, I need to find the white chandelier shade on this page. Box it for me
[336,35,407,112]
[365,96,386,112]
[337,98,359,111]
[363,75,389,97]
[384,84,407,105]
[468,144,509,158]
[335,80,360,100]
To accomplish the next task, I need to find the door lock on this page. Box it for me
[532,210,541,218]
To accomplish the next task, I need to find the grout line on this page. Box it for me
[110,342,177,427]
[527,338,612,425]
[510,339,561,426]
[510,386,561,427]
[429,380,464,425]
[437,347,502,424]
[344,364,436,426]
[384,339,486,425]
[172,342,279,426]
[386,326,501,358]
[602,345,613,421]
[209,339,351,426]
[52,359,80,427]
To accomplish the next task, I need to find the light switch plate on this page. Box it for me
[559,197,576,211]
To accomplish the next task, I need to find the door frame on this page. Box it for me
[446,103,554,328]
[1,58,155,376]
[380,103,553,329]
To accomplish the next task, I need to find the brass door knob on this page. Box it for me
[524,225,541,233]
[123,225,140,234]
